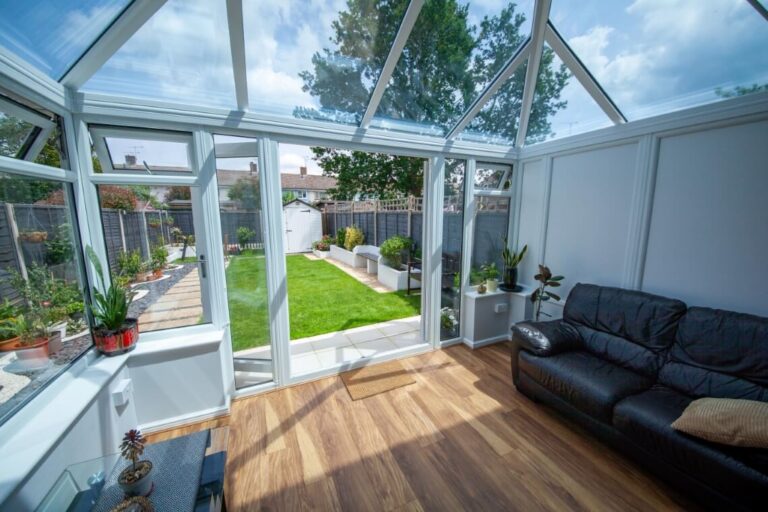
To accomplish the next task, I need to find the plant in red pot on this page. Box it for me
[86,246,138,356]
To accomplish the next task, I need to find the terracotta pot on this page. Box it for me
[152,269,163,279]
[15,337,50,359]
[0,336,21,352]
[19,231,48,243]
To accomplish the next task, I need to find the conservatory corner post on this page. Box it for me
[422,156,445,347]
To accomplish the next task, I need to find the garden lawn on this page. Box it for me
[225,254,421,350]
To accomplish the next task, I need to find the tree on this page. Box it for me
[715,83,768,98]
[282,191,297,204]
[228,177,260,209]
[300,0,569,198]
[0,116,30,158]
[99,185,138,210]
[164,186,191,203]
[312,147,423,199]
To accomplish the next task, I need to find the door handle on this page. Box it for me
[198,254,207,278]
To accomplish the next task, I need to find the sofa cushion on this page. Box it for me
[660,307,768,401]
[672,398,768,448]
[614,386,768,501]
[563,284,687,377]
[519,350,652,423]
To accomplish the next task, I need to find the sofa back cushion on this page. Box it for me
[659,307,768,402]
[563,284,687,376]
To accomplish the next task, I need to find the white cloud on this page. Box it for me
[279,144,322,175]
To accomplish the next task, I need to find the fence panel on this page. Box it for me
[0,204,22,304]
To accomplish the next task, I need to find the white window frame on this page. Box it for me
[0,95,56,162]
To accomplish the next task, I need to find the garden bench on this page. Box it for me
[357,251,379,273]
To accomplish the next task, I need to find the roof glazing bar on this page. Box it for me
[360,0,425,128]
[226,0,249,110]
[446,37,531,140]
[61,0,167,90]
[746,0,768,22]
[514,0,552,148]
[545,21,626,124]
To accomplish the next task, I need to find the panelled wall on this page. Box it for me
[516,117,768,318]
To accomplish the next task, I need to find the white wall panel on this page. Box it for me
[516,159,545,287]
[642,120,768,316]
[544,143,638,298]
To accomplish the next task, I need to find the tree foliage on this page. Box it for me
[164,186,191,203]
[228,177,261,209]
[300,0,569,198]
[99,185,138,211]
[312,147,423,199]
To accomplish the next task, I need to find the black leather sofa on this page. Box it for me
[510,283,768,511]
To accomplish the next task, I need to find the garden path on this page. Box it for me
[138,268,202,331]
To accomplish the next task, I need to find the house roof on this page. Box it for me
[216,169,336,191]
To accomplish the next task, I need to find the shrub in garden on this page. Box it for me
[118,250,143,279]
[336,228,346,248]
[379,235,412,268]
[236,226,255,250]
[151,245,168,272]
[312,235,334,251]
[344,226,364,251]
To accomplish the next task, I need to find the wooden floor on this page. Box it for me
[218,344,696,511]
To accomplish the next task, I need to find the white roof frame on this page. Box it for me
[514,0,552,148]
[226,0,249,110]
[1,0,664,152]
[61,0,167,90]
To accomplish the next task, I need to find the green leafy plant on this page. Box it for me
[9,264,79,324]
[0,299,20,341]
[236,226,255,250]
[164,216,174,226]
[531,265,565,321]
[379,235,412,268]
[17,313,48,344]
[453,272,461,290]
[335,227,346,248]
[469,266,485,286]
[147,218,161,228]
[150,245,168,272]
[87,246,133,331]
[481,262,499,281]
[502,237,527,269]
[44,224,74,265]
[118,250,144,279]
[344,226,364,251]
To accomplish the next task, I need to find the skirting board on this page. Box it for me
[463,334,510,349]
[138,404,230,434]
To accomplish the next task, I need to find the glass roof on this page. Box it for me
[549,0,768,120]
[0,0,130,80]
[82,0,236,108]
[0,0,765,147]
[525,43,612,145]
[370,0,535,136]
[242,0,407,125]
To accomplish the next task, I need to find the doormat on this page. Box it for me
[341,359,416,400]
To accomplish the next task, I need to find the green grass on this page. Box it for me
[225,254,421,350]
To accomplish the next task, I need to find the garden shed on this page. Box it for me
[283,199,322,253]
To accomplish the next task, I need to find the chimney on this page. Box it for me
[300,166,307,177]
[125,154,137,166]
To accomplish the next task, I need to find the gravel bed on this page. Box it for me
[127,263,195,319]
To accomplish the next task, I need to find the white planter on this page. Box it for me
[312,249,330,259]
[377,262,421,291]
[329,245,361,267]
[486,279,499,292]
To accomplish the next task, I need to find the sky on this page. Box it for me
[3,0,765,145]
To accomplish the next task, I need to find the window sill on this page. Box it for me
[0,327,224,505]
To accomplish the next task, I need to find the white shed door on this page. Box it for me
[284,205,320,253]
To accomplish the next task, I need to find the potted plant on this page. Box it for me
[0,300,21,351]
[440,307,459,337]
[531,265,565,321]
[501,238,528,291]
[18,230,48,243]
[379,235,412,269]
[118,429,153,497]
[482,262,500,292]
[87,246,139,356]
[150,245,168,279]
[147,218,161,228]
[0,312,52,369]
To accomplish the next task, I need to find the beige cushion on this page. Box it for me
[671,397,768,448]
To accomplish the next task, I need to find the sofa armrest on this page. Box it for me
[510,320,582,385]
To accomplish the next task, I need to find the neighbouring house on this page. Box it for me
[216,164,336,209]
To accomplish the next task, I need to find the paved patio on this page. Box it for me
[235,315,422,379]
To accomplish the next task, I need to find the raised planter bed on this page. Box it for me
[329,245,361,267]
[378,262,421,291]
[312,249,330,259]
